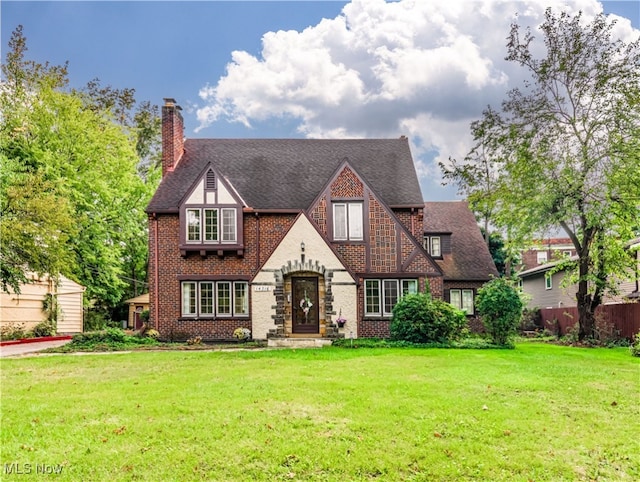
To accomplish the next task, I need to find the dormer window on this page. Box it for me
[180,167,243,253]
[186,208,236,244]
[424,236,441,257]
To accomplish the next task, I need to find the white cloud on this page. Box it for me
[196,0,638,200]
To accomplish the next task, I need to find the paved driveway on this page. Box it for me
[0,339,72,358]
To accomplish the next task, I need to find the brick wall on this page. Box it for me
[369,194,397,272]
[359,319,391,338]
[331,166,364,198]
[161,101,184,176]
[395,209,424,240]
[149,212,295,340]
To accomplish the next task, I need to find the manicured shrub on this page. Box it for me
[71,328,156,348]
[476,278,524,346]
[390,293,466,344]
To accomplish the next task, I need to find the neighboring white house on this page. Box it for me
[1,274,85,334]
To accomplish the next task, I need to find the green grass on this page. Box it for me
[1,344,638,481]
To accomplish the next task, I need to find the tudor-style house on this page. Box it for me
[423,201,499,318]
[146,99,444,341]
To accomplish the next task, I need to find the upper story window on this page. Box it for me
[186,207,237,244]
[537,251,548,264]
[333,202,363,241]
[423,236,441,257]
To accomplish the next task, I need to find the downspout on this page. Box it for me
[153,213,159,330]
[411,207,415,238]
[255,212,260,270]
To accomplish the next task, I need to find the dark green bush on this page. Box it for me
[71,328,156,348]
[390,293,466,344]
[476,278,524,346]
[630,333,640,357]
[32,321,56,337]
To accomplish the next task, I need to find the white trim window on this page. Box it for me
[450,288,474,314]
[181,281,249,317]
[185,207,237,244]
[333,202,363,241]
[423,236,441,257]
[186,209,201,242]
[365,279,418,317]
[537,251,548,264]
[545,273,553,290]
[221,208,236,243]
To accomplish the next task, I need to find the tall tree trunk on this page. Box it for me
[576,256,597,340]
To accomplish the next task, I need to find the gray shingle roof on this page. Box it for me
[147,138,424,213]
[424,201,499,281]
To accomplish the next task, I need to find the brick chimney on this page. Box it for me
[162,98,184,177]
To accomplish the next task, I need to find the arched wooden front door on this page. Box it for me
[292,277,319,334]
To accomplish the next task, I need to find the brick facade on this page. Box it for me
[149,132,445,340]
[149,212,297,341]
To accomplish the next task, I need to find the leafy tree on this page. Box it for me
[75,79,161,299]
[0,26,74,293]
[1,26,160,305]
[440,107,503,246]
[480,228,517,277]
[452,9,640,340]
[476,278,524,346]
[390,293,466,344]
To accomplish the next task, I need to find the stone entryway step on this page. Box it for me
[267,338,333,348]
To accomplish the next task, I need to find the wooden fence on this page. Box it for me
[540,303,640,339]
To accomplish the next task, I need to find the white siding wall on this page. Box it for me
[1,275,84,333]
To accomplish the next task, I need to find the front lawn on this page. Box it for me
[1,344,637,481]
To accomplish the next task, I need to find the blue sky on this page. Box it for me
[2,1,638,201]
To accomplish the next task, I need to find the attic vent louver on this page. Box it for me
[206,169,216,189]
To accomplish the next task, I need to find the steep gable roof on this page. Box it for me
[147,138,423,213]
[423,201,498,281]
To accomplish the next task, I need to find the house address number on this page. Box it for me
[253,286,272,292]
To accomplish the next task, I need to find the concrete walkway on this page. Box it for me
[0,339,72,358]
